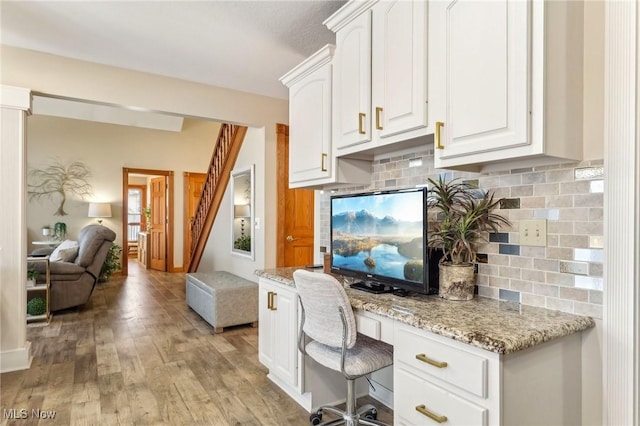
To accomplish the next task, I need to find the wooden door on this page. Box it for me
[183,172,206,266]
[277,124,315,267]
[149,176,167,271]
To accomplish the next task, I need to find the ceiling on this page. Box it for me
[0,0,346,100]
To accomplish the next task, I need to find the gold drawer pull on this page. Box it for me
[267,291,273,310]
[416,353,448,368]
[271,292,277,311]
[358,112,366,134]
[321,153,327,172]
[416,404,448,423]
[375,107,383,130]
[435,121,445,149]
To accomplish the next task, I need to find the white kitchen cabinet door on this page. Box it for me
[372,0,428,140]
[431,0,529,167]
[432,0,583,171]
[288,58,333,185]
[258,279,299,389]
[333,10,373,151]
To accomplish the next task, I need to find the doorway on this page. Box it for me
[122,167,175,276]
[183,171,206,267]
[276,124,315,267]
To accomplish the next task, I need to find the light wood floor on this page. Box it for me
[1,261,393,425]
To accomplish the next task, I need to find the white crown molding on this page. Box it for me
[323,0,377,33]
[1,85,31,111]
[279,44,335,88]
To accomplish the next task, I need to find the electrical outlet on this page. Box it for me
[519,219,547,246]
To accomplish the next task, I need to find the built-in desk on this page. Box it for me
[255,267,595,425]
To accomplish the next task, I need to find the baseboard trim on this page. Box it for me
[0,341,32,373]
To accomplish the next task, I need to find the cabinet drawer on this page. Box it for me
[396,368,487,426]
[355,314,380,340]
[395,326,488,398]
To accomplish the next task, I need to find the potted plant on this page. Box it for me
[27,268,39,287]
[99,243,122,282]
[427,176,510,300]
[142,206,152,232]
[41,225,52,238]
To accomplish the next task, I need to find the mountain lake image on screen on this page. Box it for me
[330,188,428,292]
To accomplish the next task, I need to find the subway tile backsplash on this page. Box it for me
[318,150,604,319]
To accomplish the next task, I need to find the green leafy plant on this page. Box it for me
[142,206,152,231]
[100,243,122,282]
[27,297,46,316]
[234,235,251,252]
[427,176,510,265]
[27,268,39,281]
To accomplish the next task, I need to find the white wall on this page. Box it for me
[198,127,266,282]
[26,115,219,268]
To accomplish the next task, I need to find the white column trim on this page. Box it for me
[0,85,31,373]
[603,2,639,425]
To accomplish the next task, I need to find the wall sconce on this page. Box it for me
[88,202,112,225]
[234,204,251,237]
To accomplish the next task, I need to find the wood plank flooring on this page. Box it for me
[1,262,393,425]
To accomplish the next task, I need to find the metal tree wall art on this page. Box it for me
[28,160,93,216]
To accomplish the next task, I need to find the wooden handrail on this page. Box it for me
[187,123,248,272]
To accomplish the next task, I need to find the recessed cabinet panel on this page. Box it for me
[373,0,428,139]
[433,0,528,163]
[396,368,488,426]
[334,11,373,150]
[289,68,332,183]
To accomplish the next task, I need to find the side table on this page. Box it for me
[26,255,51,323]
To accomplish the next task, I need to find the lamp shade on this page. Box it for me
[234,204,251,218]
[88,202,112,218]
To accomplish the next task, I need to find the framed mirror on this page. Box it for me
[231,165,254,259]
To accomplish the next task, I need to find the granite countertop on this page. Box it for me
[255,267,596,355]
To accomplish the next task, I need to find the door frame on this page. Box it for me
[122,167,175,276]
[183,171,206,269]
[276,124,289,266]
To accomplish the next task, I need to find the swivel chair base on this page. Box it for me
[309,379,388,426]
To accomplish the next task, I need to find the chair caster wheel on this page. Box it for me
[364,408,378,420]
[310,410,322,425]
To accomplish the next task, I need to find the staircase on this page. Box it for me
[188,123,248,272]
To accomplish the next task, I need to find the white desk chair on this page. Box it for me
[293,269,393,426]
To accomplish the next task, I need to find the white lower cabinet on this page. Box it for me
[258,278,300,391]
[394,322,582,425]
[396,368,487,426]
[258,277,355,412]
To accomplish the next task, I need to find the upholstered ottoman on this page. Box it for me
[186,271,258,333]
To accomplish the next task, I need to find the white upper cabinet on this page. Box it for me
[431,0,584,171]
[326,0,430,158]
[281,44,371,189]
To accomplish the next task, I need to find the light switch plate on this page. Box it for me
[520,219,547,246]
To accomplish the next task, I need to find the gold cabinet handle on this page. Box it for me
[375,107,383,130]
[267,291,273,310]
[435,121,445,149]
[416,353,448,368]
[358,112,366,134]
[416,405,447,423]
[271,293,277,311]
[321,153,327,172]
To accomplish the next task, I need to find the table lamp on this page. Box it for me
[88,202,112,225]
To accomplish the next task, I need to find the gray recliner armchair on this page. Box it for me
[30,224,116,311]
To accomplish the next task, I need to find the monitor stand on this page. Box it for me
[350,281,393,294]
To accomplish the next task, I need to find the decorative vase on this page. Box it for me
[26,279,36,288]
[439,263,476,301]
